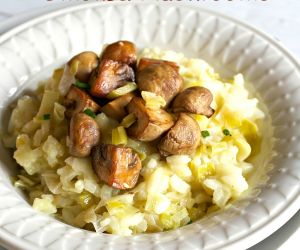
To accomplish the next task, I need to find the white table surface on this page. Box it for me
[0,0,299,249]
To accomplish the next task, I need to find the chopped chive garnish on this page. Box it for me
[223,128,231,136]
[75,80,90,89]
[42,114,51,120]
[201,130,210,138]
[84,108,96,118]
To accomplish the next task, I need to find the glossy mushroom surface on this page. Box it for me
[69,113,100,157]
[101,41,137,67]
[137,58,179,72]
[172,86,215,117]
[158,113,201,156]
[91,144,142,189]
[63,86,100,119]
[137,61,182,106]
[126,97,174,141]
[68,51,99,83]
[89,59,135,97]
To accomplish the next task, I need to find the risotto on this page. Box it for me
[3,42,265,235]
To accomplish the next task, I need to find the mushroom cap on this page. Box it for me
[101,41,137,67]
[68,51,99,83]
[137,58,179,72]
[127,97,174,141]
[63,86,100,119]
[172,86,215,117]
[89,59,135,98]
[158,113,201,156]
[91,144,142,189]
[69,113,100,157]
[137,62,182,106]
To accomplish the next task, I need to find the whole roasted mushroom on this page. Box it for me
[69,51,99,82]
[172,86,215,117]
[63,86,100,119]
[101,41,137,67]
[101,93,135,121]
[158,113,201,156]
[91,144,142,189]
[136,60,182,106]
[59,51,98,96]
[69,113,100,157]
[89,59,135,97]
[126,97,174,141]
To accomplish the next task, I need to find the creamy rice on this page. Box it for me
[3,48,266,235]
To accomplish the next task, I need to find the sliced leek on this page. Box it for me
[78,191,94,209]
[141,91,166,110]
[69,59,79,75]
[112,126,128,145]
[120,113,136,128]
[52,68,64,84]
[107,82,137,99]
[75,80,90,89]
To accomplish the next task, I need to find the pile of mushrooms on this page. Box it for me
[60,41,214,190]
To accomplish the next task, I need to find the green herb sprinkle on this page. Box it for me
[42,114,51,120]
[84,109,96,118]
[75,80,90,89]
[223,129,231,136]
[201,130,210,138]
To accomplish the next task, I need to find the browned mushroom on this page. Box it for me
[136,61,182,106]
[69,113,100,157]
[63,86,100,119]
[101,93,135,121]
[59,52,98,96]
[91,144,142,189]
[101,41,137,67]
[172,86,215,117]
[68,51,99,83]
[89,59,135,97]
[126,97,174,141]
[158,113,201,156]
[137,58,179,72]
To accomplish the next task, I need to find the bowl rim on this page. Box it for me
[0,2,299,250]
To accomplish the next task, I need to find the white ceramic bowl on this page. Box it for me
[0,2,299,250]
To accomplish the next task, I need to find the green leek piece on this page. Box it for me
[75,80,90,89]
[141,91,166,110]
[107,82,137,99]
[112,126,128,145]
[78,191,94,209]
[69,59,79,75]
[120,113,137,128]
